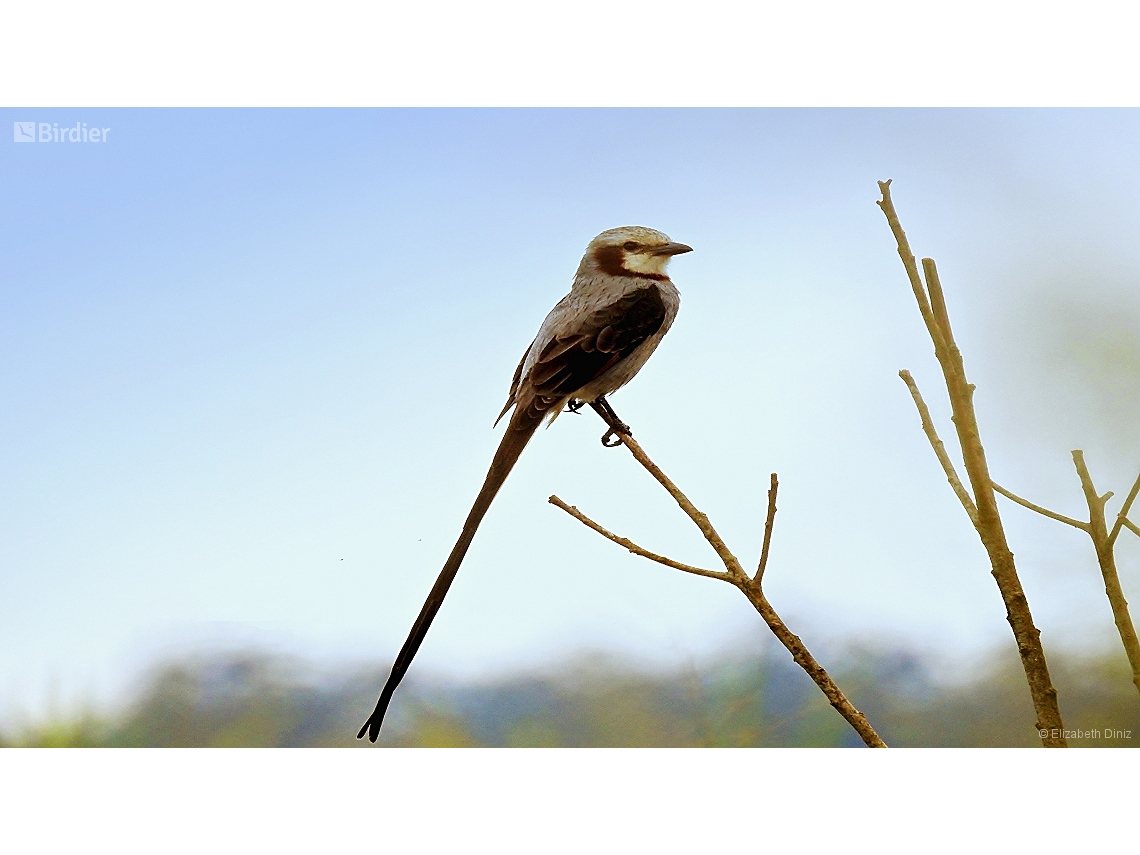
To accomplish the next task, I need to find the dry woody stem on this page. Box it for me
[878,179,1067,746]
[550,429,887,748]
[994,457,1140,698]
[1072,455,1140,697]
[755,473,779,583]
[547,496,732,584]
[899,370,978,525]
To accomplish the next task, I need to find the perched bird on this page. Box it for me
[358,226,691,741]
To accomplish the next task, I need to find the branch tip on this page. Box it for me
[754,473,779,584]
[549,493,731,583]
[1107,467,1140,548]
[898,370,979,524]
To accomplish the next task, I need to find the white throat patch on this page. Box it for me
[622,252,671,276]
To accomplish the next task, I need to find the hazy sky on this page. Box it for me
[4,109,1140,719]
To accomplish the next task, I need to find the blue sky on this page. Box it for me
[4,109,1140,718]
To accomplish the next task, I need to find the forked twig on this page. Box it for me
[1069,452,1140,697]
[880,179,1067,746]
[612,429,748,580]
[986,451,1140,697]
[1108,470,1140,548]
[550,411,887,748]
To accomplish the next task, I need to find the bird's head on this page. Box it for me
[580,226,692,281]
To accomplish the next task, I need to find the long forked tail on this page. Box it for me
[358,405,544,741]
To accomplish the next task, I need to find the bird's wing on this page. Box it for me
[517,285,667,419]
[494,337,534,426]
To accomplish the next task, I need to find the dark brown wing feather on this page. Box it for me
[494,343,531,426]
[516,286,667,419]
[495,286,666,424]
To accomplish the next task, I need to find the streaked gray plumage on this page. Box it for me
[359,226,690,741]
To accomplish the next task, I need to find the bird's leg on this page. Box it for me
[565,398,585,414]
[594,396,628,431]
[589,396,632,447]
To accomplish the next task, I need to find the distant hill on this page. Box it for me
[5,643,1137,747]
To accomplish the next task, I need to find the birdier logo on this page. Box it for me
[13,121,111,143]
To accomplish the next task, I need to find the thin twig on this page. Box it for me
[993,452,1140,698]
[547,495,732,583]
[1124,518,1140,539]
[1107,468,1140,548]
[876,180,948,357]
[556,405,884,747]
[991,482,1089,532]
[734,583,887,748]
[615,433,749,580]
[1071,451,1140,696]
[755,473,778,583]
[879,180,1066,746]
[899,370,978,525]
[557,409,888,748]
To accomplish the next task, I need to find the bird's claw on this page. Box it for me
[601,423,631,447]
[566,399,585,414]
[589,395,631,447]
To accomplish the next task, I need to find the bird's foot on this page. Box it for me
[589,395,633,447]
[566,399,585,414]
[600,424,631,447]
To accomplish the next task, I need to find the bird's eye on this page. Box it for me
[623,241,639,251]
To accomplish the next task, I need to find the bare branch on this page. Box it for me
[1071,450,1140,696]
[991,482,1089,532]
[564,404,888,748]
[1124,518,1140,539]
[898,370,978,525]
[613,433,749,580]
[548,495,732,583]
[876,180,948,355]
[922,257,957,348]
[754,473,779,583]
[735,582,888,748]
[1073,451,1110,512]
[1107,468,1140,548]
[880,181,1066,746]
[613,431,885,747]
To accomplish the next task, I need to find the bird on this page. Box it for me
[358,225,691,741]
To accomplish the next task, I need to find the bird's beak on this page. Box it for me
[649,242,693,256]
